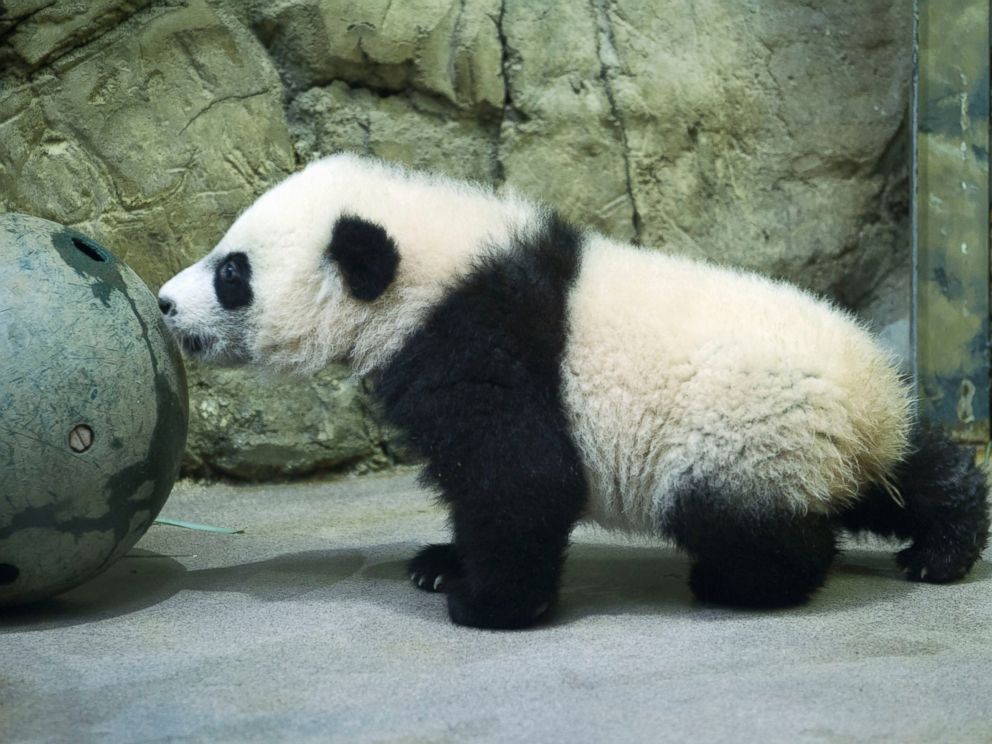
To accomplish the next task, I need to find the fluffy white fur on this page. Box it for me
[161,153,912,530]
[563,237,911,531]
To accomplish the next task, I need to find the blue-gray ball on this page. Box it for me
[0,214,188,606]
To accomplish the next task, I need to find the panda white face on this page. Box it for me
[159,153,540,375]
[158,155,406,373]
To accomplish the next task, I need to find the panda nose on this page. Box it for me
[158,296,176,317]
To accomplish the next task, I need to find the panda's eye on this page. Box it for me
[219,259,239,283]
[213,252,254,310]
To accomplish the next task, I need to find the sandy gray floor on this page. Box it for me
[2,471,991,743]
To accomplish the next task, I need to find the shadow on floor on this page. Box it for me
[0,549,188,631]
[0,547,367,632]
[3,541,988,632]
[362,543,982,625]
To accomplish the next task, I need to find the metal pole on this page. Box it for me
[911,0,991,442]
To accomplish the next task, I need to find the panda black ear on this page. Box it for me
[326,215,400,302]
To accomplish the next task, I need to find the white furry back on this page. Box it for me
[562,237,912,533]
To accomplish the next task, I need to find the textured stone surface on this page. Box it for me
[252,0,504,111]
[1,0,152,69]
[620,1,911,306]
[0,0,295,284]
[497,1,636,240]
[0,1,326,480]
[0,0,914,479]
[183,364,395,480]
[289,82,500,181]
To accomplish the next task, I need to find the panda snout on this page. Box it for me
[158,295,177,318]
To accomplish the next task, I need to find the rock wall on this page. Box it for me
[0,0,913,479]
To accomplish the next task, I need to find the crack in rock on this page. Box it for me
[0,0,57,41]
[492,0,517,183]
[178,89,274,136]
[592,0,643,243]
[448,0,469,103]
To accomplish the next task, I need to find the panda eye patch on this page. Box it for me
[214,252,253,310]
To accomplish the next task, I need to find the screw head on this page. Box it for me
[69,424,94,453]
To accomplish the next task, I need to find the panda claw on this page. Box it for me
[409,544,463,593]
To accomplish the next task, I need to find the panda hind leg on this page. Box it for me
[837,424,990,583]
[662,481,838,608]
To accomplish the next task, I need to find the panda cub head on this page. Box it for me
[159,154,532,374]
[157,154,412,373]
[159,154,540,373]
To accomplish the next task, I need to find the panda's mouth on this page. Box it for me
[177,332,216,355]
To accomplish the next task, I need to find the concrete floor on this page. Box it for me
[2,471,991,743]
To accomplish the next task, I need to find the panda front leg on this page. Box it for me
[408,506,578,630]
[408,414,587,630]
[441,483,580,630]
[430,461,585,629]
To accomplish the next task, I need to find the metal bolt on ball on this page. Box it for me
[68,424,94,453]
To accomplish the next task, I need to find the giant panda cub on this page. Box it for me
[159,153,990,629]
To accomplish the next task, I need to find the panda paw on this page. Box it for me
[408,543,462,592]
[896,542,977,584]
[445,586,553,630]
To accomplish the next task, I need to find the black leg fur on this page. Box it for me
[838,424,990,582]
[376,213,587,629]
[664,481,838,608]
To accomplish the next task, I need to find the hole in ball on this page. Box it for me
[0,564,19,585]
[72,237,107,263]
